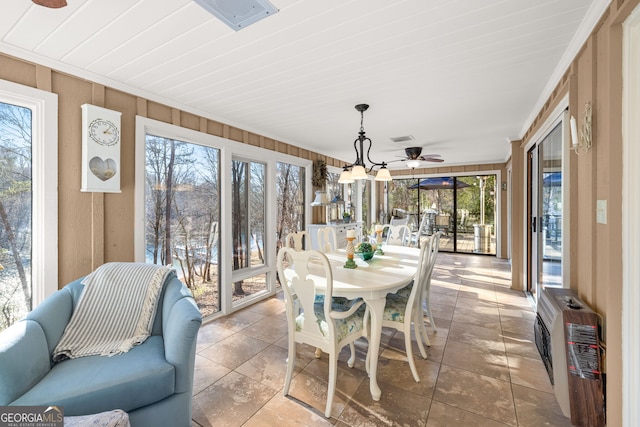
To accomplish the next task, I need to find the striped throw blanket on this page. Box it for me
[53,262,172,361]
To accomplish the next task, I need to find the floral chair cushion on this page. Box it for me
[296,303,366,342]
[382,293,410,323]
[394,281,414,299]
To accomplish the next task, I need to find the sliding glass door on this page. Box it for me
[528,122,563,299]
[386,175,496,254]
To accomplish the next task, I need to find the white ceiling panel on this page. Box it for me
[0,0,609,168]
[33,0,136,59]
[60,0,192,69]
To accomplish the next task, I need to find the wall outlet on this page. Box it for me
[596,200,607,224]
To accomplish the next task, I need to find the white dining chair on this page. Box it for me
[422,231,441,331]
[411,211,430,247]
[389,216,409,226]
[365,236,434,382]
[285,230,309,251]
[397,232,440,345]
[277,248,367,418]
[383,224,412,246]
[317,227,338,252]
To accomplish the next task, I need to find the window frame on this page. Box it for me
[0,79,58,307]
[135,116,311,315]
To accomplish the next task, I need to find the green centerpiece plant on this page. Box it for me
[355,242,374,260]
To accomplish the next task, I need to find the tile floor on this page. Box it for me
[191,253,572,427]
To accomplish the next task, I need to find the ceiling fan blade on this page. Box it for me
[422,157,445,162]
[32,0,67,8]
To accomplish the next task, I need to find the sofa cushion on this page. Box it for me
[11,336,174,415]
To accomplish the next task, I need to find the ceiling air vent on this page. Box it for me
[194,0,279,31]
[389,135,415,143]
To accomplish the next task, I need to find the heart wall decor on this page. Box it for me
[89,157,118,181]
[81,104,121,192]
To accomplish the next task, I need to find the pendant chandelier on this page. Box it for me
[338,104,392,184]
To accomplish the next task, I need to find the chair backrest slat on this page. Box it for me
[383,224,412,246]
[285,230,309,251]
[317,227,338,252]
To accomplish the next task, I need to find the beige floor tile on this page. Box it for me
[507,354,554,394]
[211,309,265,332]
[237,315,288,343]
[192,371,278,427]
[339,380,430,427]
[244,296,287,317]
[452,304,502,330]
[433,364,517,426]
[243,392,334,427]
[377,345,440,397]
[457,287,497,302]
[455,296,498,310]
[442,339,510,382]
[427,400,512,427]
[448,322,506,353]
[429,291,458,307]
[502,334,540,360]
[196,322,236,352]
[301,353,368,400]
[512,384,573,427]
[235,344,291,391]
[286,370,351,420]
[500,314,536,338]
[425,317,451,340]
[193,354,232,396]
[199,333,271,370]
[429,302,455,321]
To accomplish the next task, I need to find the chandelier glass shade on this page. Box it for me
[338,166,355,183]
[340,104,392,183]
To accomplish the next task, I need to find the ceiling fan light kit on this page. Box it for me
[405,160,421,169]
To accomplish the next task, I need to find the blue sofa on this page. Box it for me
[0,271,202,427]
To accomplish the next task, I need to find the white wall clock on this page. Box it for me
[81,104,122,192]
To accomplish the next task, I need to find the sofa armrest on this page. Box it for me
[25,281,79,355]
[161,279,202,393]
[0,320,51,404]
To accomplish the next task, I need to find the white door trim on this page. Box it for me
[622,5,640,426]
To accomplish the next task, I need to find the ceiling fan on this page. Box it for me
[32,0,67,8]
[389,146,444,166]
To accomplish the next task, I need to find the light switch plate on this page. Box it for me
[596,200,607,224]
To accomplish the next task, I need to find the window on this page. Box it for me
[143,133,221,317]
[0,80,58,331]
[135,116,311,318]
[231,158,267,303]
[275,162,306,250]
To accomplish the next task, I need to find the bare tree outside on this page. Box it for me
[0,101,32,331]
[275,162,305,252]
[144,134,220,317]
[231,159,266,298]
